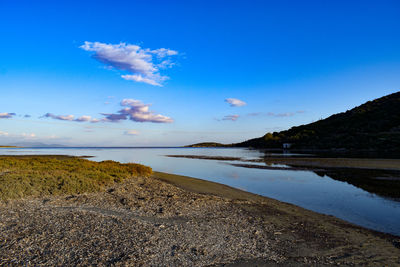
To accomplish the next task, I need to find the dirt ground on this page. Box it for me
[1,172,399,266]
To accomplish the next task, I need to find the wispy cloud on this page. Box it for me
[42,113,74,121]
[225,98,246,107]
[248,110,305,117]
[219,114,240,121]
[0,131,36,139]
[267,112,295,117]
[0,112,16,119]
[80,41,178,86]
[75,115,95,122]
[247,112,262,116]
[124,130,139,136]
[102,99,173,123]
[22,133,36,138]
[42,113,101,123]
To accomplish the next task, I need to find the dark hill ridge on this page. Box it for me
[236,91,400,151]
[187,92,400,152]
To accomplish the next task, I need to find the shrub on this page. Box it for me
[0,155,152,201]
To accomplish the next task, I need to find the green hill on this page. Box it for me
[185,142,231,147]
[236,91,400,152]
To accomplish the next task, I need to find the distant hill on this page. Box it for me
[236,91,400,152]
[8,142,67,148]
[185,142,231,148]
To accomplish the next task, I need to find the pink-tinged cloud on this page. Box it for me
[102,99,173,123]
[0,112,16,119]
[225,98,246,107]
[273,112,295,117]
[75,115,93,122]
[247,111,305,117]
[124,130,139,136]
[80,41,178,86]
[221,114,240,121]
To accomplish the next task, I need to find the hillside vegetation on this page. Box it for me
[0,155,152,201]
[185,142,231,147]
[236,91,400,151]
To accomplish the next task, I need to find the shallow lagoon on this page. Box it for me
[1,147,400,236]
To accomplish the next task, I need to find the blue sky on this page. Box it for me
[0,0,399,146]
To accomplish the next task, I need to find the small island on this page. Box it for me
[185,142,232,147]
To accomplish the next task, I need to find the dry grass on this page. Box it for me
[0,155,152,201]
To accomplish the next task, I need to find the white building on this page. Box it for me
[282,143,292,149]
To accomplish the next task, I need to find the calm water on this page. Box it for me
[1,147,400,236]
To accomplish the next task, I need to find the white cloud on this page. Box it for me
[102,99,173,123]
[225,98,246,107]
[124,130,139,136]
[0,131,9,136]
[22,133,36,138]
[151,48,178,57]
[0,112,16,119]
[121,74,165,86]
[80,41,178,86]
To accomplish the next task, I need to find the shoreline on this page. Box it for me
[1,169,400,265]
[165,155,400,200]
[153,171,400,237]
[166,154,400,171]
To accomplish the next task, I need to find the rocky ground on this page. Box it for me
[1,172,399,266]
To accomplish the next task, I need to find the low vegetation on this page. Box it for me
[0,155,152,201]
[185,142,231,147]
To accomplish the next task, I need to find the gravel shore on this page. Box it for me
[1,172,399,266]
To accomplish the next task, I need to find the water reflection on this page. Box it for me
[312,168,400,201]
